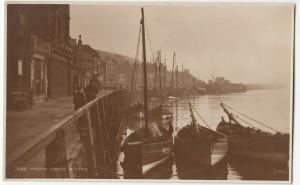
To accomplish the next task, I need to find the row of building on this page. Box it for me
[7,4,120,108]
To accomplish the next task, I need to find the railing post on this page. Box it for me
[102,96,115,177]
[45,128,70,178]
[84,108,98,178]
[94,102,106,177]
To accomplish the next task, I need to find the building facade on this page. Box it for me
[73,35,102,90]
[7,4,73,107]
[103,59,117,89]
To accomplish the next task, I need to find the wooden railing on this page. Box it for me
[6,90,128,178]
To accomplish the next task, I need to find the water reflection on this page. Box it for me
[227,154,289,181]
[120,89,290,180]
[175,157,228,180]
[122,155,173,179]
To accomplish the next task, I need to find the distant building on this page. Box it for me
[73,35,101,89]
[207,76,246,94]
[117,73,128,89]
[7,4,73,107]
[103,59,117,88]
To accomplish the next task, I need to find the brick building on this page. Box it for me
[7,4,73,108]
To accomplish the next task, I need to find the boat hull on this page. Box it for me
[122,135,173,178]
[217,121,289,165]
[142,138,173,175]
[230,150,288,164]
[226,135,289,164]
[174,136,228,166]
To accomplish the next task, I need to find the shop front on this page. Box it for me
[30,35,50,103]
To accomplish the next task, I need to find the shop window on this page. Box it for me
[17,59,23,76]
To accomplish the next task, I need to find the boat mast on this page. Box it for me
[141,7,149,132]
[154,56,157,91]
[188,103,199,134]
[158,51,162,96]
[220,102,241,125]
[164,59,167,90]
[181,64,184,91]
[171,52,175,91]
[175,65,178,91]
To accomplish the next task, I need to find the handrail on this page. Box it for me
[6,89,126,178]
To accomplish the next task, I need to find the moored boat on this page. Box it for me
[122,7,173,178]
[174,103,228,167]
[122,124,173,177]
[216,102,289,165]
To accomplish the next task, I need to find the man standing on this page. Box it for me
[84,79,98,102]
[73,87,86,110]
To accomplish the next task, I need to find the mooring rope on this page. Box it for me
[222,103,280,133]
[145,18,157,63]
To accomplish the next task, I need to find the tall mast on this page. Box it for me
[181,64,184,91]
[154,58,157,91]
[141,7,148,132]
[171,52,175,90]
[175,65,178,90]
[164,59,167,89]
[158,51,162,95]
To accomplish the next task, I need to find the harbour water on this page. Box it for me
[119,88,291,180]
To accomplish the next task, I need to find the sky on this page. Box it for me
[70,4,294,85]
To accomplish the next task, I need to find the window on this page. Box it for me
[19,14,25,26]
[18,59,23,76]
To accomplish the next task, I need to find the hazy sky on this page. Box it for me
[70,4,294,85]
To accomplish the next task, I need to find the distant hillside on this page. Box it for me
[97,50,135,63]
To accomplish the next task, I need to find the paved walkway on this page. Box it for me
[6,90,112,155]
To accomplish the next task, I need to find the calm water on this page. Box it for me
[120,89,291,180]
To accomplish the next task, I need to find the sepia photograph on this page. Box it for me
[4,2,294,182]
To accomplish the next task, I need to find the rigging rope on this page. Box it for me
[129,25,142,104]
[192,107,228,137]
[192,107,211,129]
[222,103,279,133]
[235,115,260,130]
[145,18,157,63]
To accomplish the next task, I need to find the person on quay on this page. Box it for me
[73,86,86,111]
[84,79,98,102]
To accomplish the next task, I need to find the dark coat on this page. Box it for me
[84,84,98,102]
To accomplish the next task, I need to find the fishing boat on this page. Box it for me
[122,8,173,177]
[174,103,228,167]
[216,102,289,165]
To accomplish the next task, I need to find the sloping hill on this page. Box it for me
[97,49,135,64]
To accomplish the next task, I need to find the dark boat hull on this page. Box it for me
[142,138,173,175]
[176,158,228,180]
[217,121,289,165]
[174,136,228,166]
[227,135,289,164]
[122,133,173,177]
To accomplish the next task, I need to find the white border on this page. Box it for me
[0,0,298,185]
